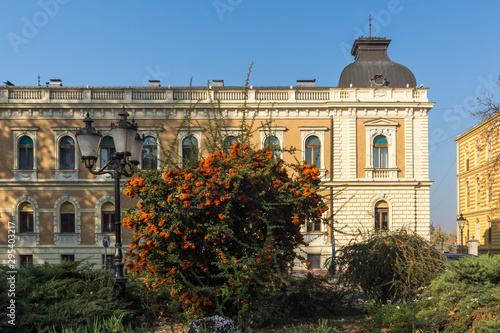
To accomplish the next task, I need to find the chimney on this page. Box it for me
[149,80,160,87]
[296,79,316,87]
[213,80,224,87]
[50,79,62,87]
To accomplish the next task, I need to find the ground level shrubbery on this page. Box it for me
[0,262,365,332]
[3,243,500,332]
[0,261,153,332]
[365,255,500,332]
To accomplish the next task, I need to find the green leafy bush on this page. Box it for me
[364,301,423,332]
[336,229,444,303]
[415,255,500,332]
[363,255,500,332]
[0,261,151,332]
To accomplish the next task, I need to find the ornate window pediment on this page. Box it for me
[363,118,400,127]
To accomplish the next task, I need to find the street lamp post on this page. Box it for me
[76,108,144,296]
[457,213,466,255]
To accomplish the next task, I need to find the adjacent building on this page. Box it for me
[0,37,434,269]
[455,113,499,254]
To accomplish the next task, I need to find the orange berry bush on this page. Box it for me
[123,142,328,318]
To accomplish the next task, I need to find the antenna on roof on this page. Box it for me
[368,14,372,38]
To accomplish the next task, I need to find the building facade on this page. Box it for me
[455,113,500,254]
[0,37,434,269]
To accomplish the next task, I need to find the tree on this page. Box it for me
[122,142,328,318]
[430,224,456,253]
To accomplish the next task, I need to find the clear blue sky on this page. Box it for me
[1,1,499,232]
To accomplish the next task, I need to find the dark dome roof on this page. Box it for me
[338,38,416,88]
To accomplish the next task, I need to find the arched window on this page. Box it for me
[100,136,115,169]
[60,202,75,233]
[19,202,34,233]
[466,146,470,171]
[477,178,481,204]
[466,181,470,207]
[489,175,493,202]
[59,136,75,170]
[223,136,236,154]
[488,136,492,162]
[488,217,492,243]
[374,201,389,229]
[373,135,388,168]
[264,136,280,159]
[477,219,481,242]
[476,143,480,167]
[19,136,34,170]
[141,136,158,170]
[305,136,321,168]
[182,136,198,165]
[102,202,115,233]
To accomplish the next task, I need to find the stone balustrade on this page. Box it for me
[0,86,429,104]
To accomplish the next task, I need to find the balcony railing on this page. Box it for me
[0,86,429,104]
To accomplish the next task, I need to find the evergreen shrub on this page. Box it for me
[0,261,150,332]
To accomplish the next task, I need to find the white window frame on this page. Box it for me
[488,136,492,162]
[363,119,399,179]
[178,129,202,166]
[139,131,161,170]
[477,219,481,242]
[300,127,327,174]
[53,195,81,245]
[222,128,242,154]
[476,143,480,167]
[12,195,40,245]
[12,128,39,180]
[54,130,79,180]
[94,195,117,246]
[260,126,286,159]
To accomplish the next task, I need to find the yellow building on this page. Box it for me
[0,37,434,270]
[455,113,500,254]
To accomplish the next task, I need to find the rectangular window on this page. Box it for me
[380,147,388,168]
[61,213,75,233]
[61,254,75,262]
[20,255,33,266]
[102,212,116,233]
[19,147,34,169]
[19,212,34,233]
[307,221,321,232]
[373,146,388,168]
[375,209,388,229]
[307,254,321,270]
[477,221,481,242]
